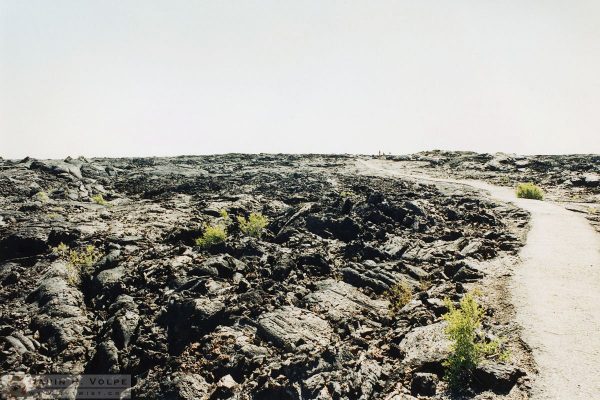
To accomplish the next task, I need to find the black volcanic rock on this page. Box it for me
[0,153,537,398]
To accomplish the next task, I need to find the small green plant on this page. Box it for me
[52,243,102,285]
[340,191,354,198]
[219,209,231,222]
[516,183,543,200]
[498,347,511,363]
[52,242,69,257]
[69,245,102,268]
[91,194,108,205]
[35,191,50,203]
[195,224,227,248]
[237,212,269,238]
[419,277,432,292]
[442,291,505,391]
[386,280,413,315]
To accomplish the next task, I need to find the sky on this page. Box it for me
[1,0,599,158]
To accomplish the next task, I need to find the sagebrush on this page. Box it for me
[91,194,108,205]
[195,224,227,248]
[237,212,268,238]
[442,291,508,391]
[52,243,102,285]
[35,191,50,203]
[386,280,413,315]
[516,183,543,200]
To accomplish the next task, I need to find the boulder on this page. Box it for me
[107,295,140,348]
[0,262,20,286]
[165,297,226,352]
[30,159,83,180]
[87,340,120,373]
[304,279,389,325]
[404,265,428,280]
[0,227,48,261]
[460,240,483,257]
[214,374,238,397]
[403,200,426,217]
[94,266,126,297]
[257,306,334,352]
[452,265,484,282]
[296,253,331,276]
[473,362,525,394]
[381,236,411,259]
[341,262,404,294]
[163,373,210,400]
[192,255,246,279]
[398,322,451,373]
[26,261,92,359]
[305,215,362,242]
[411,372,438,396]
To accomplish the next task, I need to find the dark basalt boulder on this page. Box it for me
[26,262,93,370]
[473,362,525,394]
[192,254,246,279]
[304,279,389,326]
[341,261,405,294]
[29,159,83,180]
[411,372,439,396]
[0,227,48,262]
[164,296,226,353]
[257,306,334,352]
[161,373,211,400]
[93,266,126,298]
[398,322,451,374]
[305,215,362,242]
[452,264,484,282]
[296,253,331,276]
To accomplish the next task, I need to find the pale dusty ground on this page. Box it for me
[359,159,600,399]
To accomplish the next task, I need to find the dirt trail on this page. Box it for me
[359,159,600,399]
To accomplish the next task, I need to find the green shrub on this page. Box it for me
[195,224,227,248]
[52,242,69,257]
[91,194,107,205]
[35,191,50,203]
[516,183,543,200]
[237,212,268,238]
[219,209,231,222]
[52,243,102,285]
[442,291,503,391]
[386,280,413,315]
[419,277,432,292]
[69,245,102,268]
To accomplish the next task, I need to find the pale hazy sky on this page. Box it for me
[1,0,599,158]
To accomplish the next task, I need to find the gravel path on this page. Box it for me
[360,159,600,399]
